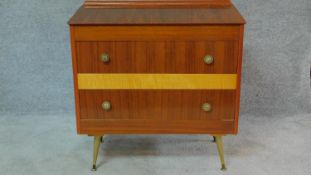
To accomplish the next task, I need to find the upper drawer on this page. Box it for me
[72,25,241,73]
[76,40,238,73]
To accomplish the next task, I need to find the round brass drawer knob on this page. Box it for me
[202,103,212,112]
[101,53,110,63]
[102,101,111,111]
[203,55,214,64]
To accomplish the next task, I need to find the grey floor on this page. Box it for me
[0,113,310,175]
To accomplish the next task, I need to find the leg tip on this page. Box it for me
[91,165,97,171]
[221,164,227,171]
[212,136,216,142]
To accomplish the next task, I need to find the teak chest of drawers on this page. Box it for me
[69,0,245,171]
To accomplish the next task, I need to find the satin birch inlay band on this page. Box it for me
[78,74,237,90]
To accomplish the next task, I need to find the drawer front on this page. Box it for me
[76,40,237,73]
[79,90,235,121]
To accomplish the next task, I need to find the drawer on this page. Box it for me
[76,40,237,73]
[79,90,236,121]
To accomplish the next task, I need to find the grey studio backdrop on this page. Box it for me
[0,0,311,175]
[0,0,310,115]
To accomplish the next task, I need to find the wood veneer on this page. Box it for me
[76,40,238,73]
[69,6,245,135]
[69,1,246,171]
[77,74,237,90]
[79,90,235,120]
[80,120,235,134]
[69,6,245,25]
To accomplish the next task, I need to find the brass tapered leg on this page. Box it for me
[92,136,101,171]
[215,136,227,171]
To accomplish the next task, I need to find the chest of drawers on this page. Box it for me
[69,1,245,171]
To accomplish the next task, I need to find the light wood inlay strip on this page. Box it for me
[78,74,237,90]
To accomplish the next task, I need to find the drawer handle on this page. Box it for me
[202,103,212,112]
[203,55,214,65]
[102,101,111,111]
[100,53,110,63]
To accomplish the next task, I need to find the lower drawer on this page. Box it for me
[78,90,236,134]
[79,90,235,120]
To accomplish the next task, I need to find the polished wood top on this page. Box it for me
[84,0,232,8]
[69,6,245,25]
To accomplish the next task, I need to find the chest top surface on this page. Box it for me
[69,5,245,25]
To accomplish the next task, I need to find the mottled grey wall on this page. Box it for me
[0,0,83,113]
[234,0,311,115]
[0,0,310,115]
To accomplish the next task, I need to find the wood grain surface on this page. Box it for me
[77,74,237,90]
[69,5,245,135]
[79,90,236,134]
[80,120,235,134]
[79,90,235,119]
[76,40,238,73]
[69,6,245,25]
[73,26,240,41]
[233,25,245,134]
[70,27,81,133]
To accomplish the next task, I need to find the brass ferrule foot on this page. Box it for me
[91,165,97,171]
[221,164,227,171]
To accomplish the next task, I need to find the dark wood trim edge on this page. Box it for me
[70,26,82,134]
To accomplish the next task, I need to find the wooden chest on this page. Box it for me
[69,0,245,171]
